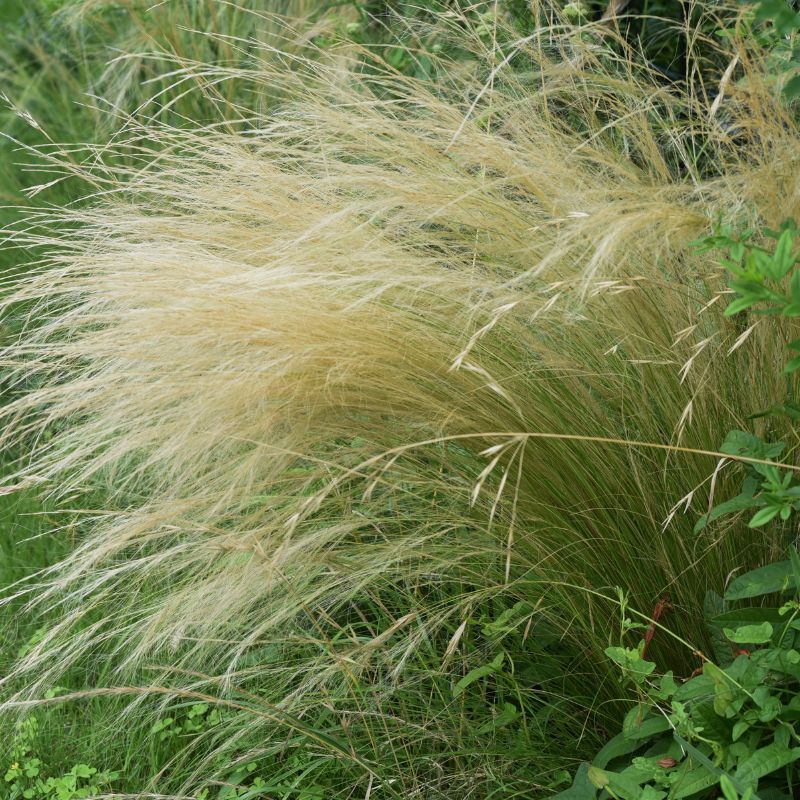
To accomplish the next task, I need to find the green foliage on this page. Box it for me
[693,221,800,323]
[747,0,800,98]
[560,216,800,797]
[150,702,222,743]
[692,221,800,532]
[557,551,800,800]
[3,716,118,800]
[692,429,800,531]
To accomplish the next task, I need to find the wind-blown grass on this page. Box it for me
[0,0,328,273]
[1,2,799,795]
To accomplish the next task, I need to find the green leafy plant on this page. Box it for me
[691,221,800,531]
[693,220,800,325]
[557,549,800,799]
[745,0,800,98]
[151,701,222,743]
[557,219,800,797]
[3,715,118,800]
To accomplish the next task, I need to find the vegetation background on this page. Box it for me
[0,1,798,799]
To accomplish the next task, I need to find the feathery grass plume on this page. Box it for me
[0,0,333,272]
[1,0,799,793]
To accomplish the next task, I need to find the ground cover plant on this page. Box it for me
[558,548,800,798]
[1,0,800,797]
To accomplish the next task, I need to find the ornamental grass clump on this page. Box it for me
[0,2,799,793]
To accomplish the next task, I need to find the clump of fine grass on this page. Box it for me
[0,0,337,272]
[1,1,799,794]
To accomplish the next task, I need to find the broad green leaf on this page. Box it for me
[756,694,781,723]
[781,302,800,317]
[703,590,733,667]
[691,699,737,742]
[670,765,720,799]
[724,560,795,601]
[750,248,772,276]
[656,671,678,700]
[452,651,504,698]
[772,229,796,278]
[719,430,784,461]
[784,355,800,373]
[723,622,773,644]
[551,763,596,800]
[694,491,761,533]
[791,271,800,307]
[638,787,666,800]
[785,73,800,100]
[719,776,745,800]
[592,715,671,769]
[703,661,738,716]
[621,705,643,741]
[734,743,800,784]
[724,296,759,316]
[751,647,800,680]
[587,765,609,790]
[587,767,642,799]
[605,646,656,684]
[732,719,750,742]
[714,607,784,628]
[748,506,780,528]
[670,734,755,798]
[673,674,714,703]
